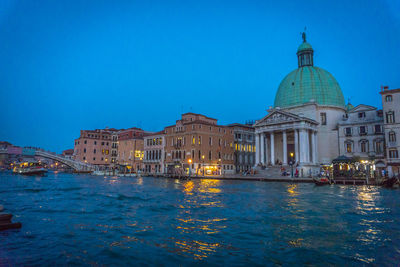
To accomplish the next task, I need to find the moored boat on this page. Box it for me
[380,177,399,188]
[313,177,331,186]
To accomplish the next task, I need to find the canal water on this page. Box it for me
[1,172,399,266]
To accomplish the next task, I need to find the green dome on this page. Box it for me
[274,66,346,108]
[297,42,312,52]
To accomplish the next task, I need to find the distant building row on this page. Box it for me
[73,113,256,176]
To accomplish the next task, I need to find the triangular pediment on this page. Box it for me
[254,109,317,127]
[349,104,377,113]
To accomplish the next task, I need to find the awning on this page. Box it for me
[332,155,356,164]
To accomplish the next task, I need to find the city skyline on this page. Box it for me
[1,0,400,152]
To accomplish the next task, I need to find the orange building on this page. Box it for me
[164,113,235,176]
[117,128,147,172]
[74,128,118,166]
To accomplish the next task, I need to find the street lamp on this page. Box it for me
[188,159,192,178]
[202,155,205,177]
[290,152,294,177]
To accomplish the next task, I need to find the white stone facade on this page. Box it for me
[381,88,400,176]
[337,105,384,162]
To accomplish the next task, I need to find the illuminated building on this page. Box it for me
[73,128,118,166]
[227,123,255,173]
[117,128,147,171]
[164,113,235,176]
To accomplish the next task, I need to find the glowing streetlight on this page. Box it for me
[188,159,192,178]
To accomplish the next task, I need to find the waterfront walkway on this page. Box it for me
[149,173,314,183]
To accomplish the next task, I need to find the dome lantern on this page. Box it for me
[273,33,346,109]
[297,32,313,67]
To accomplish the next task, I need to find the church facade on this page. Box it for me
[254,34,398,177]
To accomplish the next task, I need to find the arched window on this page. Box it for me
[386,111,395,124]
[344,141,353,153]
[360,140,369,153]
[385,95,393,102]
[389,132,396,142]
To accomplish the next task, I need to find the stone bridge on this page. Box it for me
[35,151,97,172]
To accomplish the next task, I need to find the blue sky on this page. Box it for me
[1,0,399,152]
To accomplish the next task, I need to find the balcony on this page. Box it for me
[388,141,397,148]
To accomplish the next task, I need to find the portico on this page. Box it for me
[254,110,318,167]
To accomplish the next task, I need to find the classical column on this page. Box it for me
[294,129,299,164]
[306,130,311,163]
[299,129,307,164]
[270,132,275,165]
[265,134,269,165]
[255,133,260,165]
[260,133,265,164]
[282,131,287,165]
[312,131,318,164]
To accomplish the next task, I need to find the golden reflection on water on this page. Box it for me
[286,184,304,214]
[355,187,385,250]
[173,179,226,260]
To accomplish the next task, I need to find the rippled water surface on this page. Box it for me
[1,172,400,266]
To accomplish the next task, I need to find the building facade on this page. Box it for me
[254,33,399,177]
[228,123,255,173]
[143,131,165,174]
[74,128,116,166]
[381,87,400,176]
[254,34,344,176]
[164,113,235,176]
[117,128,146,172]
[338,105,384,163]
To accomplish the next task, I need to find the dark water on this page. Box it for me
[1,172,400,266]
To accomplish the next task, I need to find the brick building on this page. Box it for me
[117,128,146,172]
[164,113,235,176]
[74,128,118,166]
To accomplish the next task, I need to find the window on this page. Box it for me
[192,150,194,159]
[209,137,212,146]
[385,95,393,102]
[360,141,368,153]
[84,148,86,153]
[192,136,195,144]
[199,150,201,160]
[93,157,96,161]
[375,141,383,154]
[84,140,87,144]
[345,142,352,153]
[320,113,327,125]
[389,132,396,142]
[83,156,86,160]
[375,125,382,134]
[389,149,399,158]
[94,149,96,154]
[345,127,352,136]
[94,141,97,145]
[198,136,201,145]
[358,112,366,118]
[208,151,212,160]
[386,112,395,124]
[359,126,367,135]
[101,142,104,145]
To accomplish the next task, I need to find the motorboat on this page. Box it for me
[12,161,48,176]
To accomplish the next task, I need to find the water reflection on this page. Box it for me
[173,179,226,259]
